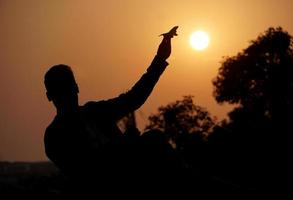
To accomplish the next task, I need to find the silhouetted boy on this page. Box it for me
[44,31,176,194]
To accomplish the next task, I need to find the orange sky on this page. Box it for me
[1,0,293,161]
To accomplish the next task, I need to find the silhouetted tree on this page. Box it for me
[213,27,293,128]
[146,96,215,137]
[211,27,293,192]
[145,95,215,163]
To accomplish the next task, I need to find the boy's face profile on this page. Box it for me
[45,65,79,110]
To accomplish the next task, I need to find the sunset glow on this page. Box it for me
[1,0,292,161]
[189,31,210,51]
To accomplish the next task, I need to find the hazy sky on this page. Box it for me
[1,0,293,161]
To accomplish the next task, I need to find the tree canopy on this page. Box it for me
[145,96,215,145]
[213,27,293,124]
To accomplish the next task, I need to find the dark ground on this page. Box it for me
[0,162,66,197]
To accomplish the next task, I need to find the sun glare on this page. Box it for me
[190,31,210,51]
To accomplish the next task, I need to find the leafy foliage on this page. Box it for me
[145,96,215,142]
[213,27,293,123]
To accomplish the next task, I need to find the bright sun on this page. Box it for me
[190,31,210,51]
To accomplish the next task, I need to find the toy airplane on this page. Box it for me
[160,26,179,38]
